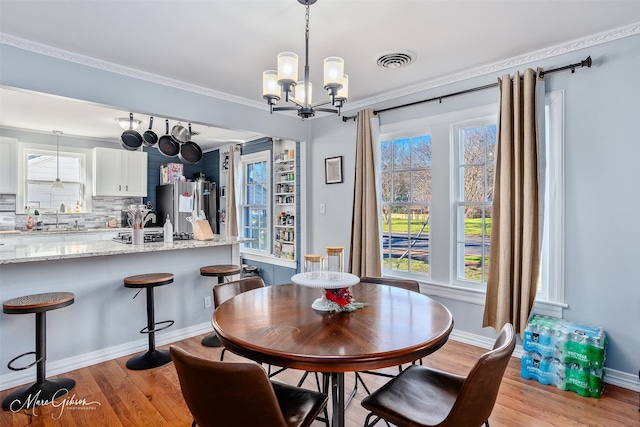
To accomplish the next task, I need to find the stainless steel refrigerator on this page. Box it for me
[156,180,216,234]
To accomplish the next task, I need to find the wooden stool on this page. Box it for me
[199,264,241,347]
[124,273,174,370]
[2,292,75,411]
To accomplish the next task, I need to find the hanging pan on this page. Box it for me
[158,119,180,157]
[120,113,142,151]
[171,121,190,144]
[178,124,203,165]
[142,116,158,146]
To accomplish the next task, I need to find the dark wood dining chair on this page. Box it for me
[355,276,422,394]
[170,346,328,427]
[213,278,330,427]
[358,276,421,293]
[361,323,516,427]
[212,276,265,362]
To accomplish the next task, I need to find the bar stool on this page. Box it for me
[124,273,175,370]
[2,292,75,411]
[199,264,241,347]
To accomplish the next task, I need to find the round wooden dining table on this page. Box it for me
[212,282,454,427]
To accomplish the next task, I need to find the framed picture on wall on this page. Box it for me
[325,156,343,184]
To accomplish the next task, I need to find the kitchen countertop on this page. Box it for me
[0,227,130,238]
[0,235,251,264]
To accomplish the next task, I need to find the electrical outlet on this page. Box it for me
[204,296,212,308]
[320,203,326,214]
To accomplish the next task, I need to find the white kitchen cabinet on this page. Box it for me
[93,147,147,197]
[0,137,17,193]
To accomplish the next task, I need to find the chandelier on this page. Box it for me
[262,0,348,119]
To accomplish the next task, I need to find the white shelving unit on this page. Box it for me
[273,141,296,261]
[219,152,229,235]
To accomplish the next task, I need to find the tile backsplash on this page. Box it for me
[0,194,16,212]
[2,194,143,230]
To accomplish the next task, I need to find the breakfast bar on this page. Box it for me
[0,234,249,390]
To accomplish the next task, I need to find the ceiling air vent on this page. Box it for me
[375,50,416,69]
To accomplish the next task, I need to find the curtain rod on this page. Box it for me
[342,56,592,122]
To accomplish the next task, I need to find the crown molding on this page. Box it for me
[0,33,270,112]
[2,22,639,116]
[343,22,640,113]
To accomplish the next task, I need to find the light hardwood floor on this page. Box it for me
[1,333,637,426]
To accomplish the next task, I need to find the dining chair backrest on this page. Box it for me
[170,345,290,427]
[213,276,265,308]
[444,322,516,426]
[359,276,420,293]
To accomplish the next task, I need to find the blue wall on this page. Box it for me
[143,147,219,217]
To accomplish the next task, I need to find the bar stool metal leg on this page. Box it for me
[2,311,75,411]
[201,276,225,347]
[126,286,172,370]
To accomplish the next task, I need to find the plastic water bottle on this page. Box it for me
[164,215,173,243]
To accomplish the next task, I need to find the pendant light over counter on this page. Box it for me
[52,130,64,189]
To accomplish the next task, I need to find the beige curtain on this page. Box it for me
[483,68,540,336]
[349,109,382,276]
[225,145,240,237]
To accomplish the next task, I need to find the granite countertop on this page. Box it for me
[0,236,250,265]
[0,227,130,238]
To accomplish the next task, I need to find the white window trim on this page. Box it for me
[452,116,496,290]
[378,96,567,319]
[18,142,90,214]
[238,151,271,257]
[540,90,565,305]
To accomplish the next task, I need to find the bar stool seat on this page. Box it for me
[2,292,75,411]
[124,273,174,370]
[199,264,241,347]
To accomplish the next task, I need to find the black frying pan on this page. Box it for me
[178,124,203,164]
[142,116,158,146]
[120,113,142,150]
[158,119,179,157]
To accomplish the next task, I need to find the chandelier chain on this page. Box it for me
[305,2,310,40]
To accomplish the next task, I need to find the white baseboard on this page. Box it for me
[3,324,638,394]
[0,322,212,391]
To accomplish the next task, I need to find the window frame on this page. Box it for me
[379,132,433,276]
[452,118,496,290]
[378,96,566,318]
[239,151,271,256]
[23,147,87,212]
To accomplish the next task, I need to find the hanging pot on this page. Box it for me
[171,122,190,143]
[158,119,180,157]
[178,125,203,165]
[142,116,158,147]
[120,113,142,151]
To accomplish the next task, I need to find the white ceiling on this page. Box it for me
[1,0,639,150]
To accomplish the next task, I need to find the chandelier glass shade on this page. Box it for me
[262,0,348,119]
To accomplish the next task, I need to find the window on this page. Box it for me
[240,153,270,254]
[25,149,85,211]
[454,121,496,288]
[380,134,432,275]
[379,92,565,311]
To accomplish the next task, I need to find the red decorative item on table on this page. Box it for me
[325,287,353,307]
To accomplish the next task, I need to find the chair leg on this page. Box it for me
[364,413,381,427]
[355,372,372,395]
